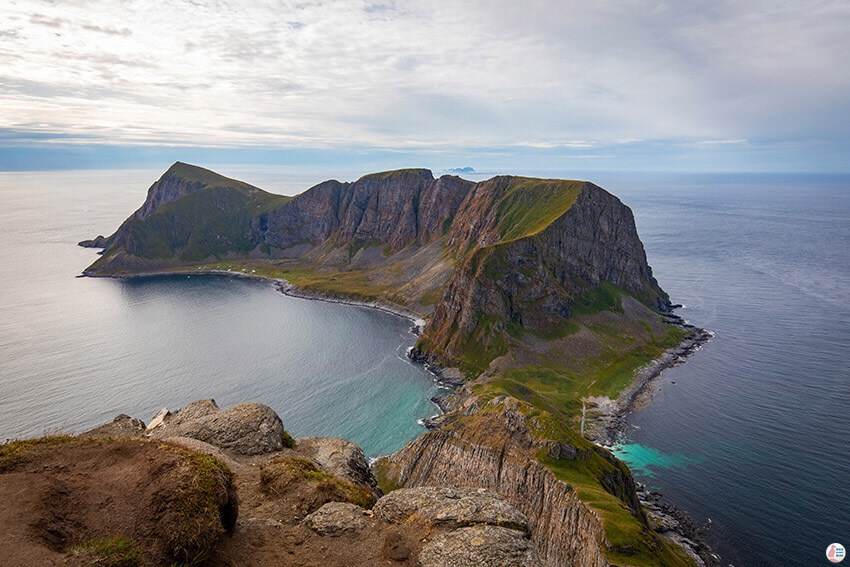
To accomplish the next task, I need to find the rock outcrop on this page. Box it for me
[373,486,530,534]
[378,397,613,567]
[62,400,544,566]
[419,525,541,567]
[296,436,381,498]
[82,413,146,438]
[303,501,367,536]
[148,399,286,455]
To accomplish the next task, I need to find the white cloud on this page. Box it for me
[1,0,848,153]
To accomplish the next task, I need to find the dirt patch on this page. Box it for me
[0,437,236,566]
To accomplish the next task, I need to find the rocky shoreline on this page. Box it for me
[587,313,714,446]
[583,312,719,567]
[83,267,719,567]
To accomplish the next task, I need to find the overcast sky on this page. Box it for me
[2,0,849,171]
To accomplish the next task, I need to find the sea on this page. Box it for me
[1,167,848,566]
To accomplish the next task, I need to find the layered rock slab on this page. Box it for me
[149,399,285,455]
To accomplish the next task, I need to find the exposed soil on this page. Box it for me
[0,438,233,567]
[0,438,450,567]
[210,460,436,567]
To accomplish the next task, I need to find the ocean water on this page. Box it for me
[0,168,442,457]
[1,168,848,566]
[595,172,850,567]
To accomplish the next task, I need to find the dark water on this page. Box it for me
[0,169,442,457]
[597,173,850,567]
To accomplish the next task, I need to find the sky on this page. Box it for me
[1,0,849,172]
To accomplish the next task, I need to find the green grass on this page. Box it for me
[496,177,584,242]
[164,162,266,193]
[160,445,235,563]
[0,435,77,472]
[260,456,375,507]
[528,315,581,340]
[252,264,388,302]
[572,281,625,315]
[542,455,695,567]
[358,168,433,181]
[70,537,144,567]
[373,459,402,494]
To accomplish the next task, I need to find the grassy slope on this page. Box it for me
[464,284,691,566]
[85,169,693,566]
[87,168,292,272]
[495,177,584,242]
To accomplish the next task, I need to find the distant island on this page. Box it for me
[76,162,712,566]
[445,166,475,174]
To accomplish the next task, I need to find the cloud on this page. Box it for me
[80,23,132,36]
[1,0,848,170]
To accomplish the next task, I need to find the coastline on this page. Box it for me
[583,313,719,567]
[83,266,717,566]
[82,267,427,331]
[587,313,714,446]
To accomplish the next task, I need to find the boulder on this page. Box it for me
[303,502,366,536]
[295,437,380,496]
[418,525,541,567]
[81,414,145,438]
[373,487,529,534]
[151,400,286,455]
[166,399,219,426]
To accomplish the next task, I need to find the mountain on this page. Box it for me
[81,163,707,566]
[81,162,290,273]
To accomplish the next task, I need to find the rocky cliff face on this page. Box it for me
[377,395,613,567]
[255,169,474,253]
[415,181,669,371]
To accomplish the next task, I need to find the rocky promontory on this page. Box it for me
[0,400,541,566]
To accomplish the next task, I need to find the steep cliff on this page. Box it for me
[417,179,669,374]
[80,163,699,567]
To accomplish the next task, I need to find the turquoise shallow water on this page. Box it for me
[611,441,705,478]
[0,169,442,457]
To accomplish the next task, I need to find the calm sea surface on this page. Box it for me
[594,172,850,567]
[0,168,442,457]
[1,168,848,566]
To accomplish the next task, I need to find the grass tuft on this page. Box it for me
[260,456,375,508]
[70,537,144,567]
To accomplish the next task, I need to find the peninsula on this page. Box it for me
[72,162,711,566]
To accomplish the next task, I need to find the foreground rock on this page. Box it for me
[149,399,286,454]
[296,436,381,497]
[0,437,237,566]
[82,413,146,438]
[374,486,530,534]
[303,502,367,536]
[14,400,546,566]
[419,525,541,567]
